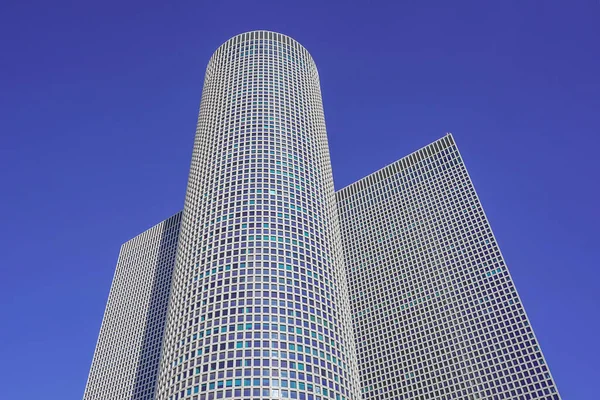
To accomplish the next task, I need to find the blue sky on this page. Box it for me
[1,0,598,398]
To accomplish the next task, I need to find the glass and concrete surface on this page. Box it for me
[154,31,361,400]
[83,31,562,400]
[336,134,561,400]
[83,212,182,400]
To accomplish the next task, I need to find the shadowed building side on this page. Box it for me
[83,212,181,400]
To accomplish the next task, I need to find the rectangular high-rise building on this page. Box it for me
[336,134,560,399]
[83,212,182,400]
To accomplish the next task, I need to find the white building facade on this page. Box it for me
[336,134,561,400]
[83,212,181,400]
[154,31,361,400]
[83,33,562,400]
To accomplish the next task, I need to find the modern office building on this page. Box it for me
[84,31,560,400]
[336,134,560,400]
[83,212,182,400]
[153,31,361,400]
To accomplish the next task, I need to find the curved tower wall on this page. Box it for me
[156,31,360,400]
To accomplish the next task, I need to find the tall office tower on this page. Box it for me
[155,31,360,400]
[336,134,561,400]
[83,212,182,400]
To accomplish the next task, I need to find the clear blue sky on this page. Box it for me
[1,0,598,398]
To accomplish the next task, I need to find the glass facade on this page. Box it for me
[84,212,181,400]
[337,135,561,400]
[84,32,562,400]
[154,31,360,400]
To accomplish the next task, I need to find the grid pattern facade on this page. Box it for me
[155,31,360,400]
[336,135,561,400]
[83,212,182,400]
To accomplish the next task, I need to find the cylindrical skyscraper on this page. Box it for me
[156,31,360,400]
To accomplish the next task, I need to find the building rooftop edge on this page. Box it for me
[120,211,183,247]
[211,30,312,60]
[335,132,455,197]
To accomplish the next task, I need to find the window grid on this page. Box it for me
[336,134,560,400]
[155,31,361,400]
[84,212,182,400]
[83,32,562,400]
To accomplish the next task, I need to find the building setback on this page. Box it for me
[83,32,561,400]
[336,134,560,400]
[83,212,181,400]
